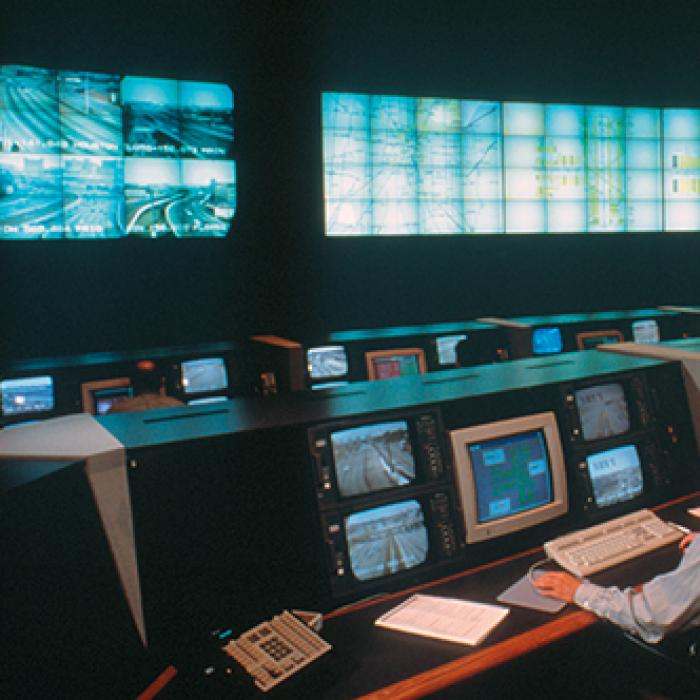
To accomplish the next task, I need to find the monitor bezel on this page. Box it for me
[450,411,568,544]
[575,329,624,350]
[81,377,132,415]
[365,347,427,380]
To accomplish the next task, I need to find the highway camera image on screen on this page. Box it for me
[323,92,700,235]
[632,319,660,343]
[574,383,630,441]
[0,64,235,239]
[469,429,552,523]
[307,346,349,379]
[586,444,643,507]
[181,357,228,394]
[345,500,429,582]
[1,376,54,416]
[436,334,467,365]
[330,420,416,498]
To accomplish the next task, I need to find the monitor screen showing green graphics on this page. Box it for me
[322,93,700,235]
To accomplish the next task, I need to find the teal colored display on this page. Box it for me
[322,93,700,234]
[0,64,235,239]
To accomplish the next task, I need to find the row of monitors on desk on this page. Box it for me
[310,376,664,598]
[0,356,231,421]
[305,320,661,387]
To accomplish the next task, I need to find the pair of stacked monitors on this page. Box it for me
[0,64,235,239]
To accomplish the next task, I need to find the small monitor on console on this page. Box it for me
[449,412,568,543]
[365,348,427,380]
[307,345,349,384]
[81,378,132,415]
[531,327,563,355]
[435,334,468,366]
[576,329,624,350]
[180,357,229,398]
[1,375,55,418]
[585,444,643,508]
[632,319,660,344]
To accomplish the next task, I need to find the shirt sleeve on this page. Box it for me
[573,536,700,644]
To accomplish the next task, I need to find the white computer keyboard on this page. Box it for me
[544,508,683,578]
[221,610,331,692]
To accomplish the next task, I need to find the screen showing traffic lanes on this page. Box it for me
[322,92,700,235]
[0,64,235,239]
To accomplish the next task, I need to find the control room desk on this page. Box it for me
[309,492,700,699]
[158,491,700,699]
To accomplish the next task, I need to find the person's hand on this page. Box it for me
[680,532,697,551]
[533,571,581,603]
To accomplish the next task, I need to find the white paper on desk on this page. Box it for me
[375,594,509,646]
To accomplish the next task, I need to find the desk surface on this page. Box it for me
[145,491,700,699]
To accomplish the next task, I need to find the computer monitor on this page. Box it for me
[449,412,568,543]
[576,329,624,350]
[365,348,427,380]
[309,409,461,598]
[573,382,631,441]
[435,334,468,366]
[306,345,349,382]
[585,444,644,508]
[1,375,55,417]
[531,327,563,355]
[81,378,132,415]
[180,357,229,396]
[632,319,660,344]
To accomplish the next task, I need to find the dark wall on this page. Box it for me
[2,0,700,361]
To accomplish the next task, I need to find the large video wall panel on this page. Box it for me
[322,92,700,235]
[0,65,235,239]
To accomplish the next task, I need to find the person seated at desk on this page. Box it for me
[108,359,184,414]
[534,533,700,643]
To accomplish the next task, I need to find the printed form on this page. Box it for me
[375,594,509,646]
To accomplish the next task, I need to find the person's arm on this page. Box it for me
[535,535,700,643]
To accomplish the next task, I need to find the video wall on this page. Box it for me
[0,64,235,239]
[322,92,700,235]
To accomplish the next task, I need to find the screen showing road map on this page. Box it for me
[330,420,417,498]
[0,64,235,239]
[322,92,700,235]
[468,428,553,523]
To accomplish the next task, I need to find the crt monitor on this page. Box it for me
[632,319,660,343]
[180,357,228,396]
[365,348,427,380]
[309,409,461,597]
[585,444,644,509]
[573,382,631,442]
[435,334,468,366]
[449,411,568,543]
[306,345,349,382]
[531,327,563,355]
[576,329,624,350]
[81,378,132,415]
[1,375,55,417]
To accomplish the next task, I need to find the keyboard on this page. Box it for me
[544,509,683,578]
[221,610,331,692]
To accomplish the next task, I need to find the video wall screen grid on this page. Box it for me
[0,64,235,239]
[322,92,700,235]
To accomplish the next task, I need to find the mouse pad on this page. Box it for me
[496,573,567,613]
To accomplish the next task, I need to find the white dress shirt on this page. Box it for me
[574,535,700,643]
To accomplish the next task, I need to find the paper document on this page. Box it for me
[375,594,509,646]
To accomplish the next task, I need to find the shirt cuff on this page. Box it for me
[573,580,602,611]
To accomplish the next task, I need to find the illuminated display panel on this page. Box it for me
[330,420,416,498]
[345,500,429,582]
[322,93,700,234]
[0,64,235,239]
[586,444,643,508]
[181,357,229,395]
[365,348,427,380]
[574,383,630,441]
[1,375,54,416]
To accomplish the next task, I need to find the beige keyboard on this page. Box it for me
[544,509,683,577]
